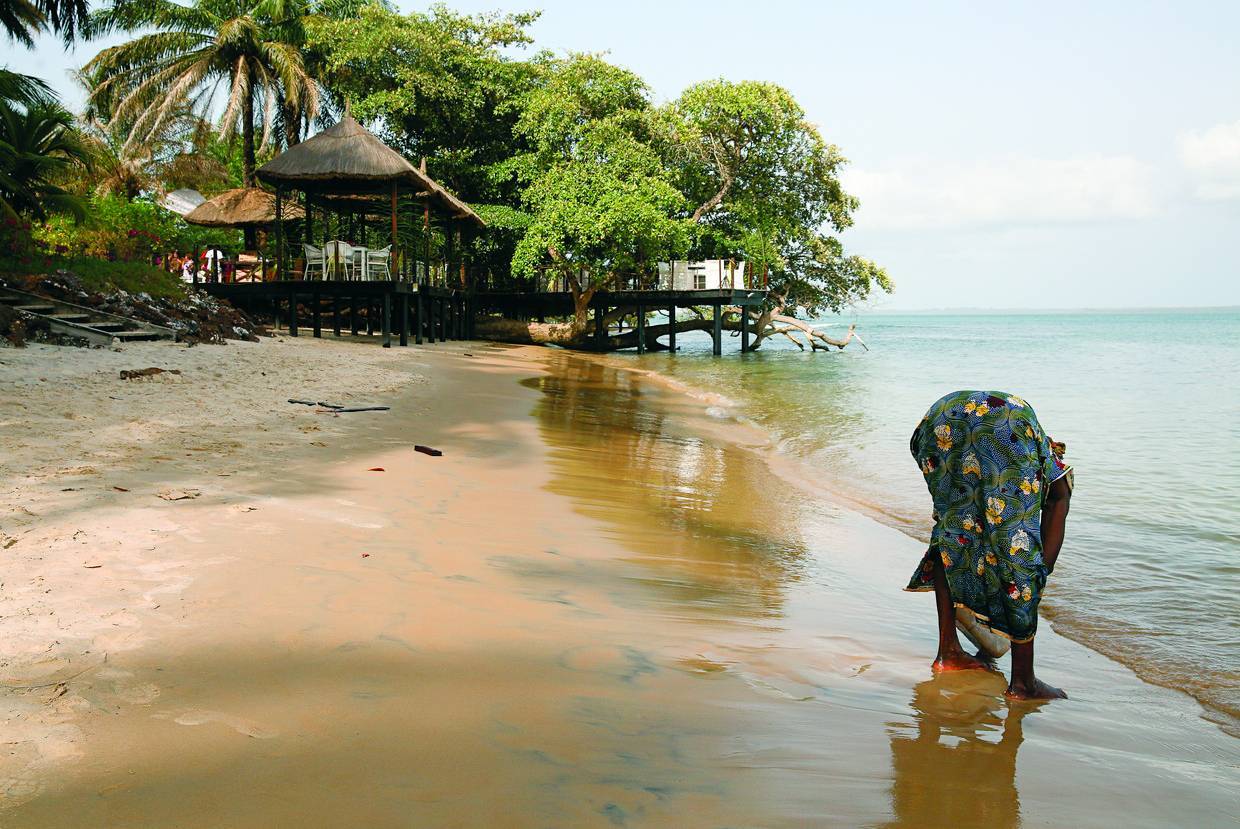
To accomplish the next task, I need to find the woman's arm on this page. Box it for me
[1041,475,1072,572]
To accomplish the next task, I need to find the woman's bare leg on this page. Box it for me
[1006,639,1067,699]
[930,558,989,672]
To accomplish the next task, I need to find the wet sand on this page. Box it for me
[0,338,1236,826]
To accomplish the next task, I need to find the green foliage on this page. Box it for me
[1,0,88,46]
[84,0,323,184]
[780,233,892,315]
[0,97,89,221]
[60,3,889,314]
[34,193,237,260]
[507,55,689,294]
[659,79,889,312]
[309,2,539,199]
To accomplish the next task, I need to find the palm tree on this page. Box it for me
[71,68,228,199]
[84,0,320,195]
[0,98,89,220]
[1,0,89,45]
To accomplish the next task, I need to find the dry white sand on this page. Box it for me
[0,336,425,793]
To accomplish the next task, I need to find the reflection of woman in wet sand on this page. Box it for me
[906,391,1072,700]
[885,676,1029,829]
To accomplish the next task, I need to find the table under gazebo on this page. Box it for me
[201,115,486,347]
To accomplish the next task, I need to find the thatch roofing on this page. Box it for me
[258,116,415,184]
[256,115,484,228]
[183,188,304,228]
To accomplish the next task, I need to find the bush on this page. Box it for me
[33,194,239,263]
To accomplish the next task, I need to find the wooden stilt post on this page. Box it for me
[382,292,392,348]
[636,303,646,354]
[275,186,284,279]
[398,293,409,347]
[595,304,605,347]
[350,296,359,335]
[740,306,749,352]
[312,289,322,338]
[667,304,676,353]
[712,302,722,356]
[288,288,299,336]
[366,300,375,335]
[390,181,399,278]
[415,291,424,345]
[332,294,341,336]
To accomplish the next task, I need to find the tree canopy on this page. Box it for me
[5,0,890,339]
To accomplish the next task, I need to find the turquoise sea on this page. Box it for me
[620,307,1240,731]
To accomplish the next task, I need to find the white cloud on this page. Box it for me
[842,155,1160,230]
[1177,121,1240,201]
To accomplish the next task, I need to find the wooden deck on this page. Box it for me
[203,280,468,347]
[203,281,768,354]
[474,288,768,354]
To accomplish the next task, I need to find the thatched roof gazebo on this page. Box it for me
[255,115,484,285]
[184,187,305,228]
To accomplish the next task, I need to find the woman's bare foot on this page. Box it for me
[1005,678,1067,700]
[932,648,991,672]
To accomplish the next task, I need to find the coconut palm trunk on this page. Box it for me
[241,83,257,248]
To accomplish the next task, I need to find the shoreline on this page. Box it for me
[0,336,1236,825]
[583,345,1240,736]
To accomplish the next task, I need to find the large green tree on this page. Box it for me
[308,2,539,200]
[660,79,891,349]
[504,54,689,329]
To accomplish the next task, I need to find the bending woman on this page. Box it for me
[906,391,1073,700]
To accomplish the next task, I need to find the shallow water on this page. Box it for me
[619,307,1240,732]
[7,344,1236,826]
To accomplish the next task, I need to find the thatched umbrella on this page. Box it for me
[256,115,484,226]
[256,115,484,285]
[183,188,304,282]
[184,187,305,228]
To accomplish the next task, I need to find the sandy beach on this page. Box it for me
[0,335,1236,827]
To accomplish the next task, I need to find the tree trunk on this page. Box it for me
[285,100,302,147]
[242,89,257,250]
[568,280,597,332]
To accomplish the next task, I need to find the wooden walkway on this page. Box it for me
[474,288,768,355]
[204,282,768,354]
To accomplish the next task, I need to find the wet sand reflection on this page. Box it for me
[522,355,812,622]
[883,674,1027,829]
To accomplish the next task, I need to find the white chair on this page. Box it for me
[322,241,354,280]
[349,246,369,280]
[303,243,324,280]
[365,245,393,280]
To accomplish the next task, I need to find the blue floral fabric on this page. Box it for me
[905,391,1071,643]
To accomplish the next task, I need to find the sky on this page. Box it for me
[7,0,1240,310]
